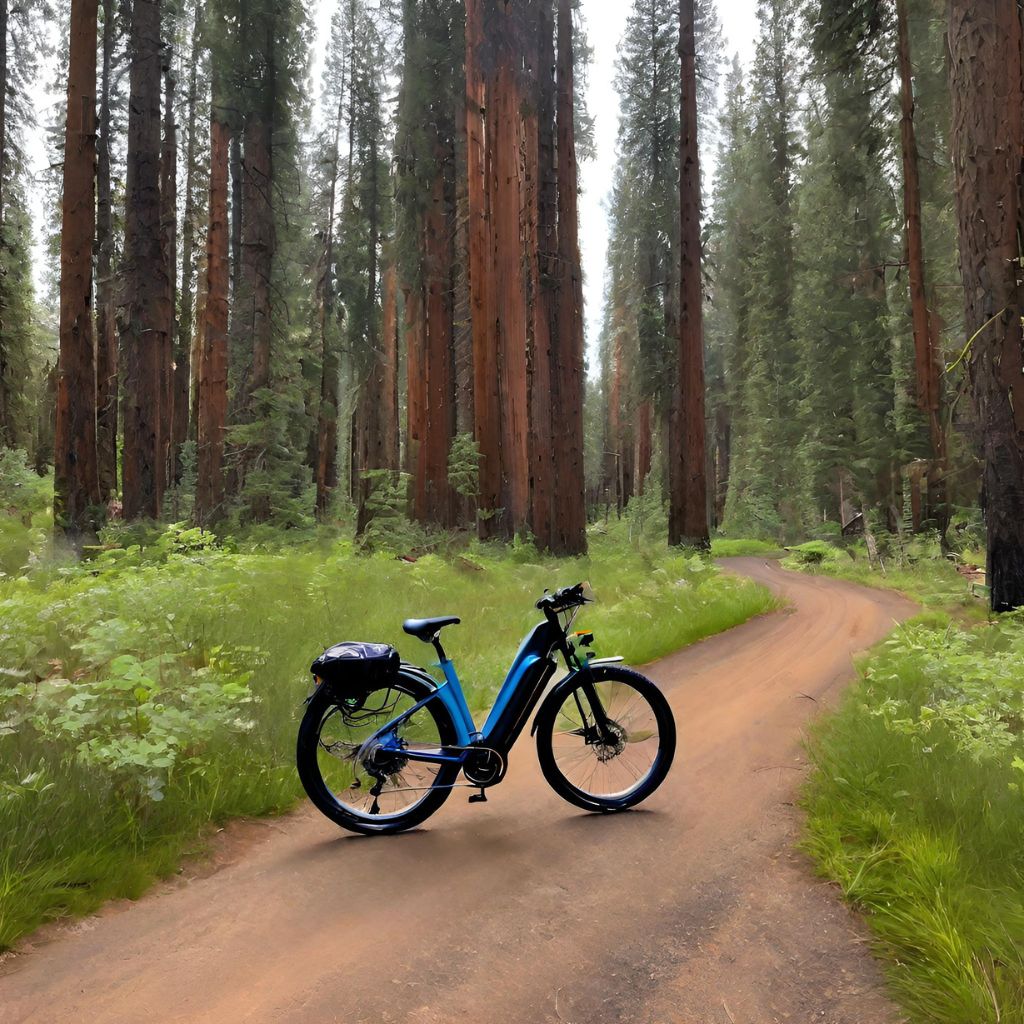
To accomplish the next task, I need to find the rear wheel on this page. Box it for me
[535,665,675,812]
[297,673,459,835]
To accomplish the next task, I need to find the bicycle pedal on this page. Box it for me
[468,789,488,804]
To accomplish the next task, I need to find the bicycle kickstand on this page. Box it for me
[468,788,488,804]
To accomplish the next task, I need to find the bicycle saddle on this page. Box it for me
[402,616,461,643]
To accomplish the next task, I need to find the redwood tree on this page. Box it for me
[160,28,178,493]
[54,0,101,538]
[121,0,170,520]
[95,0,118,499]
[195,87,230,525]
[948,0,1024,611]
[669,0,709,547]
[552,0,587,554]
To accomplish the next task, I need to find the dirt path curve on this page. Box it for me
[0,558,916,1024]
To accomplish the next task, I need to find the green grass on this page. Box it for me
[781,539,987,618]
[802,615,1024,1022]
[710,537,785,558]
[0,525,775,949]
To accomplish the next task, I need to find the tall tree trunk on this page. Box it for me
[465,0,500,539]
[229,131,241,298]
[237,115,274,406]
[315,60,345,523]
[896,0,947,533]
[669,0,709,548]
[380,260,400,472]
[492,49,530,537]
[121,0,169,520]
[195,107,229,524]
[948,0,1024,611]
[528,0,556,552]
[552,0,587,554]
[95,0,117,498]
[175,0,203,482]
[160,42,178,493]
[54,0,101,538]
[608,325,624,513]
[418,146,457,528]
[453,54,474,444]
[405,283,426,510]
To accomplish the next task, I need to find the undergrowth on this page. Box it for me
[0,511,775,949]
[782,536,985,617]
[803,614,1024,1023]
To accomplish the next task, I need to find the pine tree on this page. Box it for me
[0,0,48,453]
[722,0,799,539]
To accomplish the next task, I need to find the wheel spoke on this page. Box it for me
[548,679,662,801]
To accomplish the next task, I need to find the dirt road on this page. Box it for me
[0,559,915,1024]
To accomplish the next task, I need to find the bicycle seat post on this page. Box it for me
[431,635,448,664]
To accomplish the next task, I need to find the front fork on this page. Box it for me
[559,642,615,743]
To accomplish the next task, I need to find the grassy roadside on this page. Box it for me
[780,538,985,615]
[792,541,1024,1022]
[0,524,776,950]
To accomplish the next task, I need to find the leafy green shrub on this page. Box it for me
[783,540,851,566]
[0,450,51,576]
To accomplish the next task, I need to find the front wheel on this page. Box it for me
[535,665,676,812]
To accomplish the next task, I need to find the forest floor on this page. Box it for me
[0,558,915,1024]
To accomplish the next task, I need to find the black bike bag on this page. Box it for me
[310,642,400,692]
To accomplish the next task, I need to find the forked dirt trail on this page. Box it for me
[0,559,914,1024]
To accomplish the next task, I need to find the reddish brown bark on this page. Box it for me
[492,58,530,537]
[195,113,229,525]
[948,0,1024,610]
[414,147,458,528]
[95,0,117,500]
[527,0,556,551]
[453,63,474,442]
[121,0,169,521]
[466,0,501,538]
[551,0,587,554]
[897,0,947,529]
[161,52,178,492]
[237,116,274,406]
[669,0,709,548]
[405,284,426,506]
[54,0,101,537]
[176,2,204,480]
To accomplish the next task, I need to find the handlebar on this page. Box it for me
[536,583,590,613]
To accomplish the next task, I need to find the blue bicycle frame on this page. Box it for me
[369,618,567,768]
